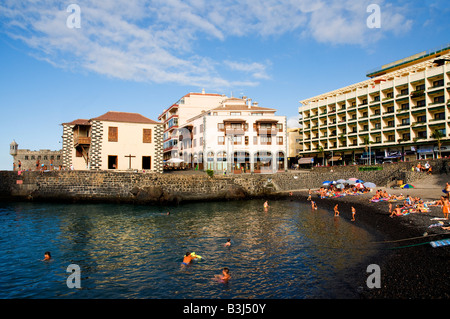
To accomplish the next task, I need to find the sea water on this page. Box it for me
[0,199,379,299]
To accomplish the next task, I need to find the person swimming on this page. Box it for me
[224,238,231,247]
[43,251,51,261]
[181,252,197,266]
[214,267,231,283]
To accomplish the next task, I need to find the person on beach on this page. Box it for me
[43,251,51,261]
[264,201,269,211]
[307,189,312,201]
[334,204,339,217]
[444,183,450,199]
[442,197,449,219]
[351,206,356,221]
[390,205,402,217]
[388,202,392,215]
[215,267,231,283]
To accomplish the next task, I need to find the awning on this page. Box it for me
[329,156,342,161]
[298,157,314,164]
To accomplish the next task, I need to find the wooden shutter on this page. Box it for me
[108,127,118,142]
[143,129,152,143]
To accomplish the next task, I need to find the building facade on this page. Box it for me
[176,97,287,174]
[10,140,63,171]
[158,90,228,161]
[62,111,163,172]
[298,44,450,165]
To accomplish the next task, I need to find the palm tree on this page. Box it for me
[431,129,444,158]
[318,146,325,166]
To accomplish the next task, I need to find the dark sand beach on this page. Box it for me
[287,173,450,299]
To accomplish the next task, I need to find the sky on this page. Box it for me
[0,0,449,170]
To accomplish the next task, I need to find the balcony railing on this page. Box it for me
[74,136,91,147]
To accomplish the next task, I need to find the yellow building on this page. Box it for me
[298,44,450,165]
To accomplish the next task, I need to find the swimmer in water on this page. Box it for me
[214,267,231,283]
[181,252,197,266]
[224,238,231,247]
[311,201,317,210]
[263,201,269,211]
[43,251,51,261]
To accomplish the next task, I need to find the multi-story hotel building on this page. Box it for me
[298,44,450,165]
[158,90,228,161]
[176,96,287,174]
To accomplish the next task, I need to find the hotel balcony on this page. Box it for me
[225,127,245,135]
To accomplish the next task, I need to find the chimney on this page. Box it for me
[202,88,205,94]
[247,98,252,108]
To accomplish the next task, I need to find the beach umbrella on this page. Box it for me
[347,180,356,185]
[356,179,364,183]
[355,183,364,188]
[336,183,345,189]
[348,178,358,181]
[336,179,347,184]
[364,182,376,188]
[323,181,331,184]
[400,184,415,189]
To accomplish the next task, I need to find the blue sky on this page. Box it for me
[0,0,449,170]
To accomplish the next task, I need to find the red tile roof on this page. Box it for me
[62,119,90,126]
[91,111,161,124]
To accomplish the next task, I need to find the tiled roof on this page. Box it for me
[62,119,90,126]
[91,111,161,124]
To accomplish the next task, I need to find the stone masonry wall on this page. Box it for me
[0,159,447,204]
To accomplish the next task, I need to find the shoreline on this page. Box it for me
[1,171,449,299]
[286,187,450,299]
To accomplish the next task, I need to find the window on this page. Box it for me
[402,133,410,141]
[433,96,444,104]
[143,129,152,143]
[417,115,426,123]
[261,136,272,145]
[245,136,249,145]
[142,156,151,170]
[218,123,224,130]
[230,112,241,116]
[277,123,283,132]
[200,137,203,145]
[277,136,283,145]
[253,136,258,145]
[401,118,410,125]
[416,84,425,91]
[233,136,242,145]
[435,112,445,120]
[401,103,409,110]
[416,100,426,107]
[388,135,395,142]
[200,124,204,133]
[432,79,443,87]
[108,127,118,142]
[218,136,225,145]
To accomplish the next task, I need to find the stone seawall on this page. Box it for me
[1,160,443,204]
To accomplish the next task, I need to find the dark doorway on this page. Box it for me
[108,155,118,169]
[142,156,151,170]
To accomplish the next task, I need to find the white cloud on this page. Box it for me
[0,0,412,87]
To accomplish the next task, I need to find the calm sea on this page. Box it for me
[0,199,379,299]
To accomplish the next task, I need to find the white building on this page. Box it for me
[158,90,228,161]
[298,44,450,164]
[62,111,163,172]
[176,97,287,174]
